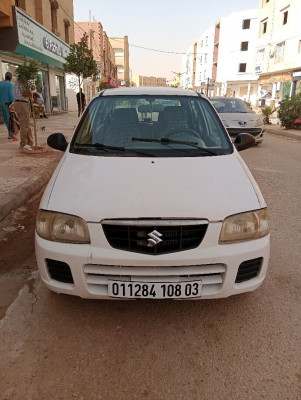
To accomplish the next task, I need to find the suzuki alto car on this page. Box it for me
[35,87,270,299]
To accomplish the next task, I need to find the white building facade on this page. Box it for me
[256,0,301,105]
[181,26,215,95]
[213,9,259,103]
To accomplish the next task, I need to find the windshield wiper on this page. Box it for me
[132,137,218,155]
[74,142,126,151]
[73,142,156,157]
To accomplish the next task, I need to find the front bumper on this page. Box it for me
[35,221,270,299]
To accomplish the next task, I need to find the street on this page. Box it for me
[0,132,300,400]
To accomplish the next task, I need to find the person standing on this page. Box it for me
[8,102,20,141]
[14,80,34,151]
[0,72,15,139]
[76,88,86,117]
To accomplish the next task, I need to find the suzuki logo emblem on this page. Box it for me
[147,230,163,247]
[238,121,247,126]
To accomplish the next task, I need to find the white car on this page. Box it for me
[210,97,265,144]
[35,87,270,300]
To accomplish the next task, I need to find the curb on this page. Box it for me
[0,159,58,222]
[265,127,301,141]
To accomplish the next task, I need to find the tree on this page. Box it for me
[64,33,98,115]
[278,93,301,129]
[16,60,40,147]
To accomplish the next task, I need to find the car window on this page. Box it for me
[71,96,232,157]
[211,98,253,113]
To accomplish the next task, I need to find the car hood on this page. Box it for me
[41,153,262,222]
[221,112,263,128]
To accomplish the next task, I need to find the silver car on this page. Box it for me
[210,97,264,144]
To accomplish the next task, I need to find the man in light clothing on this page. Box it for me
[14,80,34,151]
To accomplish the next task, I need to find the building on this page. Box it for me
[70,21,117,110]
[132,75,167,87]
[181,26,215,95]
[0,0,74,114]
[256,0,301,105]
[181,44,194,89]
[213,9,259,103]
[109,36,130,87]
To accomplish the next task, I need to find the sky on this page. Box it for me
[73,0,260,81]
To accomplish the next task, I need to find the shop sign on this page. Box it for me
[292,71,301,78]
[43,37,68,58]
[16,8,69,67]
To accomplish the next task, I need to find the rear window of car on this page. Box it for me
[71,95,232,157]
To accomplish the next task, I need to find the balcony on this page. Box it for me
[0,0,13,28]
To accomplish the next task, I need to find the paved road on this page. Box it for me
[0,133,300,400]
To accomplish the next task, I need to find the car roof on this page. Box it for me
[210,97,243,101]
[98,86,200,97]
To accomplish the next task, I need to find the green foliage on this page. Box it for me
[64,33,98,85]
[261,106,273,117]
[278,93,301,129]
[16,60,40,92]
[98,84,114,91]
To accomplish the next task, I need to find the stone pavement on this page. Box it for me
[0,112,300,223]
[0,111,78,222]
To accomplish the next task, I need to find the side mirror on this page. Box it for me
[234,133,255,151]
[47,133,68,152]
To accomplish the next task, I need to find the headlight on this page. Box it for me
[219,208,269,244]
[36,210,90,243]
[222,120,230,127]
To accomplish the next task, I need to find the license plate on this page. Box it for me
[108,280,202,299]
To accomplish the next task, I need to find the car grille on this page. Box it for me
[102,219,208,255]
[227,128,262,137]
[84,263,225,296]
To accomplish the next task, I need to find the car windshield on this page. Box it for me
[211,98,253,114]
[70,95,232,157]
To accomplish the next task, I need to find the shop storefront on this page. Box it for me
[258,70,294,105]
[0,6,69,114]
[292,70,301,96]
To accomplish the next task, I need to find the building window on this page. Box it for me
[283,10,288,25]
[298,40,301,53]
[242,19,250,29]
[16,0,26,10]
[50,0,59,34]
[204,53,207,62]
[239,63,247,73]
[275,41,285,60]
[205,36,208,45]
[261,19,268,35]
[64,19,70,44]
[201,40,203,47]
[241,41,249,51]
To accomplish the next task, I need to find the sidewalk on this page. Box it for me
[264,123,301,141]
[0,113,300,223]
[0,112,78,222]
